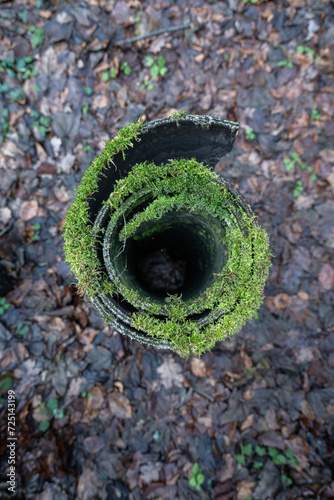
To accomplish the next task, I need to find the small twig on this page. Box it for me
[115,22,193,46]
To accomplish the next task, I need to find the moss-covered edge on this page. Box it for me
[63,119,143,297]
[63,116,272,358]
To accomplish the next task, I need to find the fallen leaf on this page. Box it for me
[108,392,132,419]
[241,413,255,431]
[191,358,206,377]
[92,94,110,110]
[83,436,105,454]
[20,200,39,221]
[139,462,162,485]
[237,480,256,500]
[217,454,234,483]
[77,466,99,500]
[157,356,184,389]
[318,263,334,290]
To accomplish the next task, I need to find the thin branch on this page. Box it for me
[115,22,193,46]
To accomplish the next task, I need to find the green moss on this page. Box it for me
[63,119,143,296]
[64,119,271,358]
[169,108,188,121]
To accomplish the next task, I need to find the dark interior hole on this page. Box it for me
[114,210,228,302]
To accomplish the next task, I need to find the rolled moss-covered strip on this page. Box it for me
[64,114,271,358]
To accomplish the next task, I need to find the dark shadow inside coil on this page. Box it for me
[114,211,228,302]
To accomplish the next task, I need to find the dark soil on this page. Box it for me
[0,0,334,499]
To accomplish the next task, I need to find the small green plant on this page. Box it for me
[28,26,44,48]
[18,10,28,24]
[82,102,90,114]
[145,55,168,78]
[30,223,41,241]
[134,10,144,35]
[296,45,316,58]
[0,297,10,315]
[236,443,298,487]
[1,108,9,144]
[0,377,13,404]
[81,391,92,398]
[0,57,37,81]
[83,142,92,152]
[39,397,65,431]
[293,180,303,197]
[142,80,154,91]
[84,86,93,95]
[245,128,256,140]
[9,89,24,103]
[189,462,205,491]
[243,0,259,3]
[101,68,117,82]
[15,323,29,337]
[277,55,294,68]
[120,61,131,76]
[283,152,317,186]
[0,377,13,393]
[30,110,51,137]
[311,109,321,121]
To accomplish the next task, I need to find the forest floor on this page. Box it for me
[0,0,334,499]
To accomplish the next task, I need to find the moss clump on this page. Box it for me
[63,119,143,296]
[64,119,271,358]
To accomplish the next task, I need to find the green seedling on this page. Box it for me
[0,376,14,404]
[18,10,28,24]
[283,152,317,184]
[101,68,117,82]
[83,142,92,152]
[81,391,92,398]
[245,128,256,140]
[0,377,13,393]
[145,55,168,78]
[243,0,259,3]
[296,46,316,58]
[28,26,44,48]
[1,108,9,143]
[9,89,24,103]
[82,103,90,114]
[189,462,205,491]
[120,62,131,76]
[0,83,9,93]
[30,223,41,241]
[0,297,10,314]
[277,55,294,68]
[15,323,29,337]
[30,110,51,137]
[0,57,37,82]
[39,397,65,431]
[84,86,93,95]
[235,443,299,488]
[142,80,154,91]
[135,11,144,35]
[311,109,321,121]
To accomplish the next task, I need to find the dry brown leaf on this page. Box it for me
[191,358,206,377]
[241,413,255,431]
[85,386,105,419]
[108,392,132,419]
[139,462,162,485]
[92,94,110,110]
[237,480,256,500]
[20,199,39,221]
[157,356,184,389]
[83,436,105,454]
[77,466,99,500]
[217,454,234,482]
[318,263,334,290]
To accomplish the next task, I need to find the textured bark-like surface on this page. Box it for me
[88,115,239,221]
